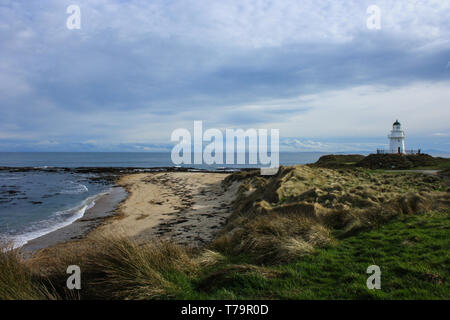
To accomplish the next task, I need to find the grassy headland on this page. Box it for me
[1,159,449,300]
[313,153,450,170]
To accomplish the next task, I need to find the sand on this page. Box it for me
[89,172,240,247]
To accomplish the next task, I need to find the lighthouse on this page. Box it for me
[388,120,406,154]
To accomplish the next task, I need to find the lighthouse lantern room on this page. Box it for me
[388,120,406,154]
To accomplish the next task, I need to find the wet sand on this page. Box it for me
[22,186,127,255]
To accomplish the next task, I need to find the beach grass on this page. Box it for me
[0,244,56,300]
[25,237,199,300]
[0,165,448,300]
[83,238,197,299]
[212,165,449,263]
[0,211,448,299]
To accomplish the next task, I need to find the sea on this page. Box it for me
[0,152,326,247]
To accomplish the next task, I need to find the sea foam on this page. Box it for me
[10,191,106,249]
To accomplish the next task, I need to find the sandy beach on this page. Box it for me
[21,171,240,255]
[90,172,239,247]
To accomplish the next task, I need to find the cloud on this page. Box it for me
[0,0,449,151]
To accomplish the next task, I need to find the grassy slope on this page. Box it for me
[178,211,449,300]
[1,211,448,300]
[1,166,448,300]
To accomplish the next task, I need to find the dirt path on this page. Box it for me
[390,169,439,175]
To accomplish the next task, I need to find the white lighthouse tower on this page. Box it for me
[388,120,406,154]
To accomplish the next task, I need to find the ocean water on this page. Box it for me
[0,170,109,247]
[0,152,325,168]
[0,152,326,247]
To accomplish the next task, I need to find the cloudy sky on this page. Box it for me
[0,0,449,153]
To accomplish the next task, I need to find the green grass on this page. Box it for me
[174,211,449,300]
[415,159,450,171]
[1,211,448,300]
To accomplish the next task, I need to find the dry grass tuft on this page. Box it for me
[213,213,333,264]
[28,236,197,300]
[83,237,195,299]
[0,245,56,300]
[194,249,226,268]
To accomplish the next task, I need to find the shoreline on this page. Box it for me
[21,186,128,256]
[18,170,240,257]
[0,166,244,174]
